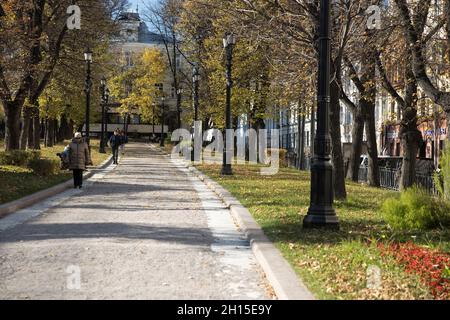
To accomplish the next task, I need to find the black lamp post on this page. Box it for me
[193,64,200,122]
[303,0,339,229]
[160,96,165,147]
[99,77,109,153]
[124,82,131,134]
[176,88,183,129]
[191,63,201,161]
[221,32,236,176]
[84,48,93,146]
[105,87,110,143]
[152,102,156,140]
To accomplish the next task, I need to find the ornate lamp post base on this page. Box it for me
[221,165,233,176]
[303,210,339,229]
[303,155,339,229]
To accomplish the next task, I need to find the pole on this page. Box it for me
[221,40,233,175]
[152,103,155,140]
[85,60,91,146]
[99,85,106,153]
[303,0,339,229]
[192,66,200,161]
[105,96,109,146]
[160,99,165,147]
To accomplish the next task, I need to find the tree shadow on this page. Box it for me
[0,222,257,249]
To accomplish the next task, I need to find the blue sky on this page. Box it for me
[128,0,158,12]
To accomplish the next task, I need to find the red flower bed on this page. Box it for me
[379,242,450,300]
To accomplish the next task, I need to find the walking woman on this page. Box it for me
[68,132,92,189]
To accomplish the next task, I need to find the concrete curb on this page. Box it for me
[0,155,114,219]
[160,149,315,300]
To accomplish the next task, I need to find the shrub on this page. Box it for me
[0,150,41,166]
[27,158,60,176]
[380,187,450,230]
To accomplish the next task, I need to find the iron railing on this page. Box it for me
[358,166,438,194]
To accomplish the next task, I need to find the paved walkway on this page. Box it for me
[0,143,271,299]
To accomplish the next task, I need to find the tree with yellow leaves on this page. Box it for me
[109,48,167,128]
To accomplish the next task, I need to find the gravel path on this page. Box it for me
[0,143,271,300]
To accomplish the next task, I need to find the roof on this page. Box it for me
[138,29,167,44]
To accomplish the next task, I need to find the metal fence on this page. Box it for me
[358,166,438,194]
[286,151,439,195]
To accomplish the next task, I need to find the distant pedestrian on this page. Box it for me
[109,129,121,164]
[119,130,128,156]
[68,132,92,189]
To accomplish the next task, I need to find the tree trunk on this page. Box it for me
[58,115,70,142]
[347,108,365,181]
[297,111,306,170]
[330,80,347,200]
[365,104,380,187]
[32,108,41,150]
[20,107,33,150]
[53,119,58,145]
[27,116,34,149]
[68,119,75,139]
[400,130,421,190]
[45,118,55,147]
[400,55,420,190]
[4,101,22,151]
[310,101,315,157]
[446,111,450,146]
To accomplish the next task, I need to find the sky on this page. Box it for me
[128,0,158,13]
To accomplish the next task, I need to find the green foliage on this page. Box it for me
[381,187,450,231]
[0,150,41,166]
[27,158,61,176]
[434,145,450,201]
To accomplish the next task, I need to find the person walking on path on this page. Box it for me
[109,129,121,164]
[119,130,128,156]
[68,132,92,189]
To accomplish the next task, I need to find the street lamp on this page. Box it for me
[105,87,110,143]
[303,0,339,229]
[84,48,93,146]
[152,102,156,141]
[191,63,201,161]
[124,82,132,134]
[221,32,236,176]
[176,88,183,129]
[160,96,166,147]
[99,77,109,153]
[193,64,201,122]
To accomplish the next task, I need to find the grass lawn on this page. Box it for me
[0,139,111,205]
[197,164,450,300]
